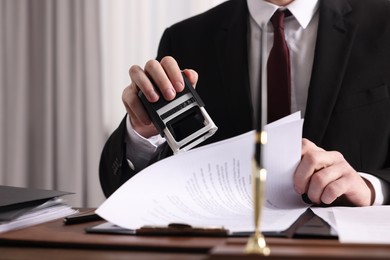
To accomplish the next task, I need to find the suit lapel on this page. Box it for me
[214,0,254,129]
[303,0,358,145]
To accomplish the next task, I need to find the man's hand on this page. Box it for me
[122,56,198,138]
[294,138,374,206]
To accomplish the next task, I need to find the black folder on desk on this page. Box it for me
[0,185,72,221]
[86,209,337,239]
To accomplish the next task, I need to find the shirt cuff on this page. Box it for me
[358,172,389,205]
[125,115,166,170]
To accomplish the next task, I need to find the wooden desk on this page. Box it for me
[1,216,389,260]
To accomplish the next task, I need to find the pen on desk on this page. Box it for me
[63,211,102,225]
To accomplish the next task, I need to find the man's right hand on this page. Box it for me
[122,56,198,138]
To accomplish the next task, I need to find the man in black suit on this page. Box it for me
[100,0,390,207]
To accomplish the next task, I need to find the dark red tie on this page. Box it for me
[267,10,291,123]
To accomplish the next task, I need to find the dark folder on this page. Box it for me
[0,185,72,221]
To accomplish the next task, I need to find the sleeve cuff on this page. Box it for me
[125,115,166,170]
[358,172,389,205]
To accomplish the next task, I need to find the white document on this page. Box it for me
[333,206,390,244]
[96,112,307,233]
[312,205,390,243]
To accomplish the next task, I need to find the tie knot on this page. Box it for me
[270,10,289,29]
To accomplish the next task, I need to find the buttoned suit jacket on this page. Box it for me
[99,0,390,198]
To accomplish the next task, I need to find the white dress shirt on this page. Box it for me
[125,0,387,205]
[247,0,319,117]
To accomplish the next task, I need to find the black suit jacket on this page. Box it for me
[99,0,390,198]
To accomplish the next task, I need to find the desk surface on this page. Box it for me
[1,213,389,260]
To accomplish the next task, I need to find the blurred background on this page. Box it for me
[0,0,226,207]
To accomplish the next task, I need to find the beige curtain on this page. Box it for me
[0,0,227,208]
[0,0,105,207]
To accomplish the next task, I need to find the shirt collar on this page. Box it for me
[247,0,319,29]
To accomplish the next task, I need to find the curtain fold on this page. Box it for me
[0,0,105,207]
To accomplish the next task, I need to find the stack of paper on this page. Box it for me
[312,206,390,244]
[0,186,77,233]
[96,112,308,235]
[95,109,390,243]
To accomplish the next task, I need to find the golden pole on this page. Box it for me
[244,131,270,256]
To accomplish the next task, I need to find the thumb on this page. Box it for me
[183,69,198,88]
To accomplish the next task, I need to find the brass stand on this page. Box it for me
[244,132,270,256]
